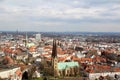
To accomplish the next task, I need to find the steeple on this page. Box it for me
[25,32,28,47]
[52,40,57,58]
[51,39,58,77]
[25,32,28,41]
[16,29,18,35]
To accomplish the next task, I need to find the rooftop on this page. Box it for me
[58,61,79,70]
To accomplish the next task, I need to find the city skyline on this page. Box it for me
[0,0,120,32]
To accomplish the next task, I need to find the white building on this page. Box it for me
[0,67,22,80]
[89,72,120,80]
[35,34,41,41]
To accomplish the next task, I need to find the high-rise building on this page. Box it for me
[35,34,41,41]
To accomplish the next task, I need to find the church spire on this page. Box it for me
[51,39,58,77]
[25,32,28,47]
[25,32,28,41]
[52,40,57,58]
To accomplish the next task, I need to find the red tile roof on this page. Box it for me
[4,56,14,65]
[15,69,22,76]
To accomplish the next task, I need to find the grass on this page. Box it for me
[33,78,43,80]
[33,76,82,80]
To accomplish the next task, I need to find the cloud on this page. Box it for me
[0,0,119,32]
[0,0,3,1]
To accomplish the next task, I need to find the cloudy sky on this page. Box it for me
[0,0,120,32]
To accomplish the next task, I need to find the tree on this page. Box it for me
[95,78,98,80]
[99,76,104,80]
[22,71,28,80]
[28,66,37,80]
[106,75,113,80]
[0,77,4,80]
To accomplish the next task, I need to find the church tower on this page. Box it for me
[51,40,58,77]
[25,32,28,47]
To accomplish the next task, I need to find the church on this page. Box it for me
[44,40,79,77]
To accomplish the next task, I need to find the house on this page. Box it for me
[32,70,40,78]
[89,72,120,80]
[0,55,22,80]
[0,66,22,80]
[15,52,28,61]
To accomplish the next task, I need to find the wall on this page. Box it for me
[89,72,120,80]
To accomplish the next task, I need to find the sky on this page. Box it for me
[0,0,120,32]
